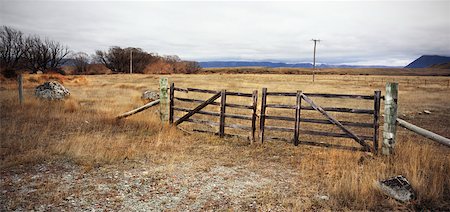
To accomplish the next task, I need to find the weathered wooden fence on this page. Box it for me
[169,83,258,142]
[259,88,382,153]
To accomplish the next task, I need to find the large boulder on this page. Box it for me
[141,90,159,102]
[35,81,70,100]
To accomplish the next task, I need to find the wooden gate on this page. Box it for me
[169,83,258,142]
[259,88,382,153]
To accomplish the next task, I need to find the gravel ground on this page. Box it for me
[1,158,313,211]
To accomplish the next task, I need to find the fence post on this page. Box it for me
[169,82,174,124]
[382,82,398,155]
[259,88,267,143]
[159,78,169,123]
[219,90,227,137]
[18,74,23,105]
[373,90,381,154]
[251,90,258,144]
[294,90,302,146]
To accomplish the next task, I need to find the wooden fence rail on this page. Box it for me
[259,88,382,153]
[170,83,258,142]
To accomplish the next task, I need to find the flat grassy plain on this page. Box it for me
[1,71,449,210]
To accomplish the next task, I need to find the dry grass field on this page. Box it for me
[1,72,449,211]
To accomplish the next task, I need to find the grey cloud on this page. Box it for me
[0,1,449,66]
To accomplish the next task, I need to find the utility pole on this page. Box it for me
[311,39,320,83]
[130,49,133,74]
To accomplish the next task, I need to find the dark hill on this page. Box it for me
[405,55,450,68]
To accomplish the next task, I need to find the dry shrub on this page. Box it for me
[63,98,79,113]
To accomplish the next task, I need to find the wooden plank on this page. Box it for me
[301,129,373,141]
[266,92,374,100]
[175,116,250,131]
[301,106,374,114]
[259,88,267,143]
[169,82,174,124]
[219,90,226,137]
[265,125,294,132]
[175,97,253,109]
[159,78,169,122]
[173,107,220,116]
[117,99,160,119]
[397,118,450,147]
[382,82,398,155]
[303,93,374,100]
[251,90,258,144]
[173,87,188,93]
[185,87,217,94]
[180,117,219,127]
[373,90,381,154]
[301,93,371,150]
[266,104,296,109]
[265,115,296,121]
[226,91,253,97]
[174,92,221,125]
[294,91,302,146]
[174,97,220,106]
[225,123,252,131]
[224,113,252,120]
[192,129,249,140]
[265,104,374,114]
[266,92,296,96]
[225,103,254,109]
[265,115,373,128]
[265,137,366,152]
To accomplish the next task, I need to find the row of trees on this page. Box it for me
[0,26,70,77]
[93,47,201,74]
[1,26,201,77]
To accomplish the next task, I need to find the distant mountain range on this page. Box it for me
[404,55,450,68]
[199,61,399,69]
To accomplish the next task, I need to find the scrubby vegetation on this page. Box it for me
[1,73,449,210]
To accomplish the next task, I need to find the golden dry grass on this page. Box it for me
[0,73,449,210]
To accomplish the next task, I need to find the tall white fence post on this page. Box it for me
[382,82,398,155]
[159,77,169,123]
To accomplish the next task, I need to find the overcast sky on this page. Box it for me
[1,0,449,66]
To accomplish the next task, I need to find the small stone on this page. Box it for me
[141,90,159,102]
[423,110,431,114]
[316,195,329,201]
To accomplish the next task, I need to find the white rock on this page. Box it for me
[35,81,70,100]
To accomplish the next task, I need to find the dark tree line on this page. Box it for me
[1,25,201,77]
[94,47,201,74]
[0,26,70,77]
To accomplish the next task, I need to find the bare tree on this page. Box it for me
[47,39,70,70]
[0,26,25,77]
[72,52,90,74]
[22,36,70,73]
[95,46,157,73]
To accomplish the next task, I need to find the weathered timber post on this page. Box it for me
[373,90,381,154]
[159,78,169,123]
[18,74,23,105]
[219,90,226,137]
[259,88,268,143]
[382,82,398,155]
[169,82,175,124]
[293,90,302,146]
[251,90,258,144]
